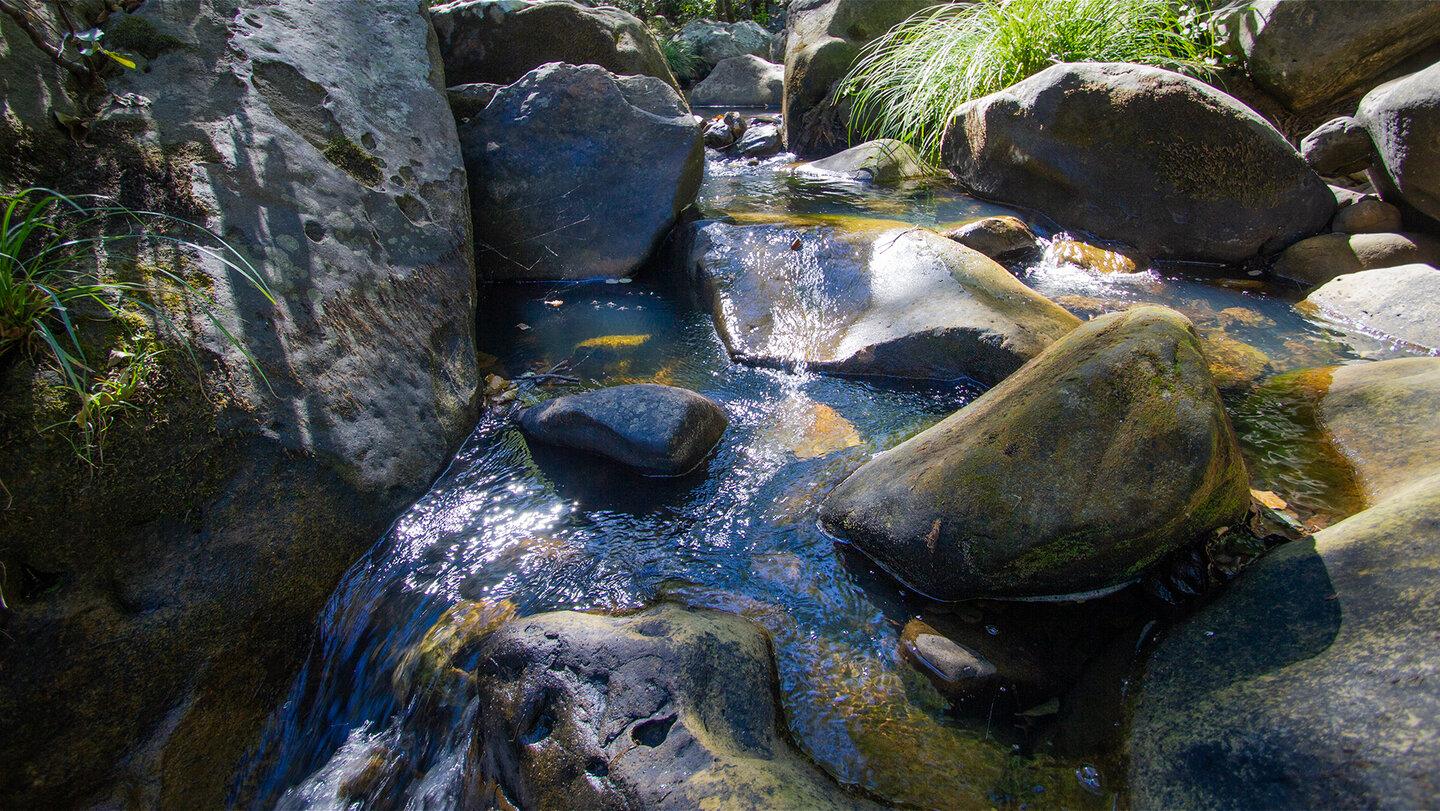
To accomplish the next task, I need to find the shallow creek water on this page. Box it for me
[235,150,1412,809]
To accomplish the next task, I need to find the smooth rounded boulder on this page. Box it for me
[517,383,727,476]
[941,62,1334,263]
[461,63,703,280]
[1356,60,1440,224]
[690,54,783,108]
[429,0,678,89]
[463,603,872,810]
[819,306,1250,601]
[793,138,936,183]
[1272,231,1440,286]
[1300,263,1440,353]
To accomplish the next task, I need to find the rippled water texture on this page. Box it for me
[236,151,1411,809]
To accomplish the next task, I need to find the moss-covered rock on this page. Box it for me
[819,306,1250,600]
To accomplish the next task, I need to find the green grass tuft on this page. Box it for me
[843,0,1224,163]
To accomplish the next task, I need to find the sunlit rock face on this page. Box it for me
[679,220,1079,384]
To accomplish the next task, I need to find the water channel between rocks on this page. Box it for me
[235,148,1408,810]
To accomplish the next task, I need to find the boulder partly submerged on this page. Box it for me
[793,138,936,184]
[464,603,874,810]
[941,62,1334,263]
[517,383,727,476]
[681,220,1080,384]
[1128,356,1440,809]
[430,0,678,89]
[461,62,703,280]
[819,306,1250,601]
[1300,263,1440,353]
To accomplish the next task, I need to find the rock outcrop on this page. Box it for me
[465,603,872,810]
[0,2,477,807]
[1236,0,1440,111]
[518,384,728,476]
[460,62,703,280]
[941,62,1334,263]
[819,306,1249,601]
[430,0,677,89]
[1129,357,1440,810]
[782,0,936,157]
[682,221,1080,383]
[1356,60,1440,224]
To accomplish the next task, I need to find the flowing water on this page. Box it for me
[234,148,1414,809]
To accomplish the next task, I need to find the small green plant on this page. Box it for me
[843,0,1224,162]
[0,188,274,465]
[661,35,702,79]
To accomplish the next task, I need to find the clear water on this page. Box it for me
[235,152,1415,809]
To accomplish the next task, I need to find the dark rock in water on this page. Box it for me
[941,62,1334,263]
[464,603,872,810]
[518,383,727,476]
[1331,196,1403,234]
[783,0,936,157]
[1128,358,1440,811]
[446,82,504,121]
[819,306,1250,601]
[1236,0,1440,112]
[1357,60,1440,224]
[704,117,738,149]
[735,121,783,157]
[1300,116,1374,176]
[1272,231,1440,286]
[681,220,1079,383]
[941,216,1039,261]
[1301,264,1440,353]
[901,620,996,697]
[461,63,703,280]
[430,0,678,89]
[794,138,936,184]
[690,54,784,108]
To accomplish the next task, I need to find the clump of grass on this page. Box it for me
[661,34,703,80]
[843,0,1223,162]
[0,187,273,465]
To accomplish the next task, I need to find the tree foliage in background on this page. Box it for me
[843,0,1225,162]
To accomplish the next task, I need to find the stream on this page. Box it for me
[233,143,1408,810]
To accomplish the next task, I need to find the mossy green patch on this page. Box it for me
[322,136,383,187]
[106,14,185,60]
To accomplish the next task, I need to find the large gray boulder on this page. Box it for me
[681,221,1080,384]
[675,18,773,81]
[461,62,703,280]
[819,306,1250,601]
[0,2,477,807]
[1236,0,1440,112]
[690,54,783,108]
[1129,357,1440,809]
[517,383,728,476]
[429,0,678,89]
[783,0,936,157]
[464,603,872,810]
[1272,231,1440,286]
[1300,264,1440,353]
[941,62,1334,263]
[1356,60,1440,224]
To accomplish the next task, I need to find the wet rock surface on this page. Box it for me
[518,383,728,476]
[430,0,677,89]
[1236,0,1440,111]
[942,62,1334,263]
[1356,60,1440,224]
[691,54,784,108]
[820,306,1250,601]
[942,216,1040,260]
[682,221,1079,383]
[1273,231,1440,286]
[1301,264,1440,354]
[461,63,703,280]
[464,603,873,810]
[794,138,936,184]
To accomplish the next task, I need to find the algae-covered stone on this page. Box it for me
[793,138,936,184]
[1316,356,1440,502]
[518,383,728,476]
[463,603,872,810]
[941,62,1334,263]
[819,306,1250,600]
[942,216,1039,261]
[682,220,1079,384]
[1127,473,1440,809]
